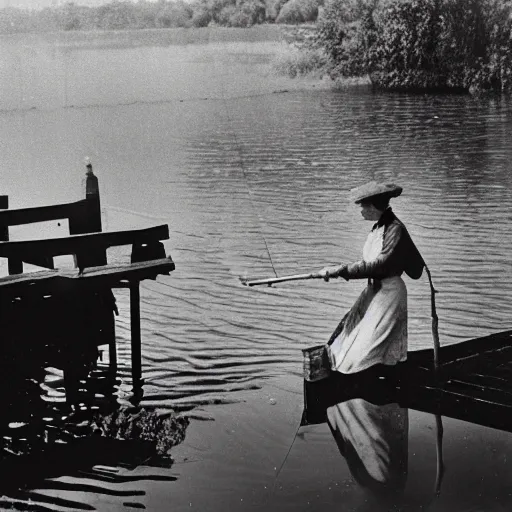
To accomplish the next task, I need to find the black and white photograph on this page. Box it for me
[0,0,511,510]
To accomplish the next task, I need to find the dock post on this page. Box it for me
[68,161,117,381]
[0,195,8,247]
[130,280,142,391]
[69,160,107,266]
[0,195,22,275]
[83,159,102,234]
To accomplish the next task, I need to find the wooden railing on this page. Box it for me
[0,162,175,402]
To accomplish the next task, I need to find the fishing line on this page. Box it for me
[270,417,302,496]
[221,92,279,278]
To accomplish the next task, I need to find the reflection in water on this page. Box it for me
[327,399,408,510]
[433,414,445,499]
[322,396,446,512]
[0,360,189,511]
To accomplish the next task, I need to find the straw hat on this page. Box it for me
[350,181,403,204]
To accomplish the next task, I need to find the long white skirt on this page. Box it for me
[327,276,407,374]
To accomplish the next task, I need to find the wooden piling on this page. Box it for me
[0,195,8,245]
[130,280,142,390]
[68,162,116,387]
[0,195,8,238]
[69,161,107,269]
[0,195,23,275]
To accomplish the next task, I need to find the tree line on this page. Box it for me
[314,0,512,93]
[0,0,323,33]
[4,0,511,94]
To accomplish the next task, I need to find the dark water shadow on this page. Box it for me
[0,358,189,511]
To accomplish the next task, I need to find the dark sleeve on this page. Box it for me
[342,223,404,280]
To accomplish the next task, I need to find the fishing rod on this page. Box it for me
[240,271,324,287]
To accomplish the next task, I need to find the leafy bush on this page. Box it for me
[155,1,193,28]
[315,0,512,93]
[191,5,212,26]
[315,0,376,77]
[207,0,236,22]
[276,0,322,24]
[229,0,267,26]
[94,1,138,30]
[217,4,238,24]
[265,0,289,21]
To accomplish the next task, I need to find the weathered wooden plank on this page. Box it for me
[0,200,87,227]
[60,257,175,281]
[445,378,512,404]
[397,382,512,434]
[447,347,512,375]
[0,225,170,260]
[0,269,59,286]
[0,258,174,301]
[439,330,512,365]
[453,372,512,391]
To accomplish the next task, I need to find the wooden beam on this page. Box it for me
[0,200,87,227]
[0,258,174,300]
[65,257,175,281]
[0,225,170,261]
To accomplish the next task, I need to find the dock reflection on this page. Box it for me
[0,363,188,511]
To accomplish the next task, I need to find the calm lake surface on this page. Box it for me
[1,26,512,511]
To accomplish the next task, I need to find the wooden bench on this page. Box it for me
[0,162,175,402]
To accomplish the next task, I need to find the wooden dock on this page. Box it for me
[0,162,175,404]
[303,330,512,433]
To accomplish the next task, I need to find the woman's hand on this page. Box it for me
[319,265,344,282]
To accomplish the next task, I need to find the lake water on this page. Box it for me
[1,26,512,511]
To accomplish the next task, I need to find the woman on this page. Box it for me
[319,181,424,375]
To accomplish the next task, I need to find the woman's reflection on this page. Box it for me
[327,398,408,510]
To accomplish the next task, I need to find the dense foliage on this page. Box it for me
[315,0,512,93]
[0,0,324,33]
